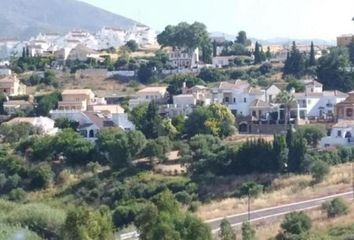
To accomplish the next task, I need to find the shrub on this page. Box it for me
[4,203,66,238]
[7,188,26,202]
[189,201,201,212]
[175,191,193,205]
[280,211,312,235]
[322,198,349,218]
[242,221,256,240]
[63,207,114,240]
[112,201,149,228]
[310,160,329,183]
[29,163,54,189]
[0,223,41,240]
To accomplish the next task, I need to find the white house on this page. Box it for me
[6,117,58,135]
[168,48,199,69]
[129,86,168,109]
[212,56,237,68]
[320,121,354,147]
[294,80,347,120]
[265,85,281,103]
[50,110,135,141]
[212,80,266,116]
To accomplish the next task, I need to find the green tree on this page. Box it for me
[96,128,146,168]
[198,67,227,82]
[125,40,139,52]
[286,79,305,93]
[254,42,262,65]
[266,46,272,60]
[288,132,307,173]
[273,134,289,173]
[317,47,353,92]
[242,222,256,240]
[63,207,114,240]
[143,101,163,139]
[0,123,40,144]
[136,190,212,240]
[54,118,79,130]
[184,104,235,138]
[137,63,157,84]
[239,181,263,198]
[298,125,326,148]
[35,92,61,116]
[322,197,349,218]
[308,41,316,66]
[219,219,236,240]
[276,91,295,127]
[283,42,306,78]
[236,31,251,46]
[348,40,354,66]
[29,162,54,189]
[42,70,56,86]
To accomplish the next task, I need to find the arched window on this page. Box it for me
[89,130,95,138]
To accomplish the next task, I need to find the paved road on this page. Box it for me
[120,191,354,239]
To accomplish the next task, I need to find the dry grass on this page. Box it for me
[197,163,353,220]
[224,134,274,144]
[255,202,354,240]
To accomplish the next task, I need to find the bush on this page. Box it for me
[29,163,54,189]
[242,221,256,240]
[63,207,114,240]
[189,201,201,212]
[175,191,193,205]
[8,188,26,202]
[322,198,349,218]
[310,160,329,183]
[280,211,312,235]
[112,200,149,228]
[0,223,41,240]
[4,203,66,238]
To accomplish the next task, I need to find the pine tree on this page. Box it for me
[219,219,236,240]
[254,42,262,64]
[308,41,316,66]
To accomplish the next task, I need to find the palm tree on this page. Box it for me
[276,91,296,129]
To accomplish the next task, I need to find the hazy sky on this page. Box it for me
[81,0,354,41]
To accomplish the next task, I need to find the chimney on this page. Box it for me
[182,82,187,94]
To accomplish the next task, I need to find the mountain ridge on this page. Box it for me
[0,0,138,40]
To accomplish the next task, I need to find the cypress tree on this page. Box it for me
[254,42,262,64]
[273,134,289,172]
[309,41,316,66]
[266,46,271,60]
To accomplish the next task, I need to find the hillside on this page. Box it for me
[0,0,138,39]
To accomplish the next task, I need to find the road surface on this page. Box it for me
[120,190,354,239]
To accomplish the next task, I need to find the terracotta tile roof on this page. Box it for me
[249,99,272,108]
[333,120,354,128]
[138,86,167,94]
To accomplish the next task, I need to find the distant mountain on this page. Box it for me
[0,0,138,40]
[210,32,335,46]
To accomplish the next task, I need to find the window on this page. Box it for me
[337,130,342,137]
[233,98,236,103]
[244,98,247,103]
[346,108,353,117]
[224,97,229,103]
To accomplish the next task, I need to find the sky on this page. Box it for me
[81,0,354,41]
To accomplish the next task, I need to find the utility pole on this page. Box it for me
[248,192,251,221]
